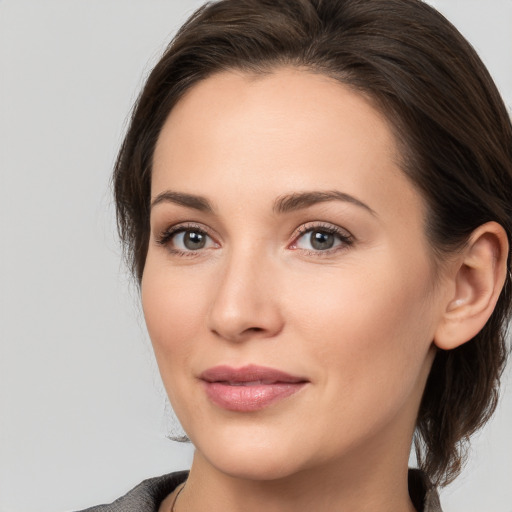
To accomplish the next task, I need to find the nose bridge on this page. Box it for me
[207,242,283,341]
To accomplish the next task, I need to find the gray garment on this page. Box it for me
[77,468,442,512]
[76,471,188,512]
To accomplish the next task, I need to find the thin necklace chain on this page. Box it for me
[170,482,186,512]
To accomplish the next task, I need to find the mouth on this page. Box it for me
[199,364,308,412]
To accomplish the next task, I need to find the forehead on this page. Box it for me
[152,67,421,222]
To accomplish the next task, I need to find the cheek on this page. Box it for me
[286,257,436,412]
[289,256,434,341]
[141,260,210,369]
[141,261,216,425]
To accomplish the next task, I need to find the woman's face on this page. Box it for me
[142,68,447,480]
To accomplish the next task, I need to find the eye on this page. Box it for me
[156,225,217,254]
[173,229,213,250]
[291,224,353,253]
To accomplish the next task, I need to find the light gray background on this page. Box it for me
[1,1,511,511]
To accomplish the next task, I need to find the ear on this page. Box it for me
[434,221,509,350]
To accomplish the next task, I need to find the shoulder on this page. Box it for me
[74,470,189,512]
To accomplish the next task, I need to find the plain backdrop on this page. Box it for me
[0,1,511,511]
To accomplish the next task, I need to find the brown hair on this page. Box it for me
[113,0,512,486]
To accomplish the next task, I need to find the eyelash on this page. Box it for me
[155,221,354,257]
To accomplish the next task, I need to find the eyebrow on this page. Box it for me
[273,190,376,216]
[150,189,376,216]
[150,191,214,212]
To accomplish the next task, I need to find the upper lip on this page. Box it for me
[200,364,308,384]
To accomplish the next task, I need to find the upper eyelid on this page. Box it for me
[292,221,353,239]
[157,221,213,236]
[167,222,207,232]
[155,221,217,246]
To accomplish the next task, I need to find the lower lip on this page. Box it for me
[202,381,306,412]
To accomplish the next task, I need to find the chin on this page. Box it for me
[208,451,305,482]
[190,427,314,482]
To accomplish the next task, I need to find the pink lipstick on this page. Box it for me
[200,365,308,412]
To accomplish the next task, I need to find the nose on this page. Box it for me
[207,250,284,343]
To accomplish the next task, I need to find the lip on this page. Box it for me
[199,364,308,412]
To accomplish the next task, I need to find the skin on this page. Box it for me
[143,68,455,512]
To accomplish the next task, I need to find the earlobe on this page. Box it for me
[434,222,509,351]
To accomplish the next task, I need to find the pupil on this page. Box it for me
[311,231,334,250]
[184,231,206,250]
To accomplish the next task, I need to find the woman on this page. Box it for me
[81,0,512,510]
